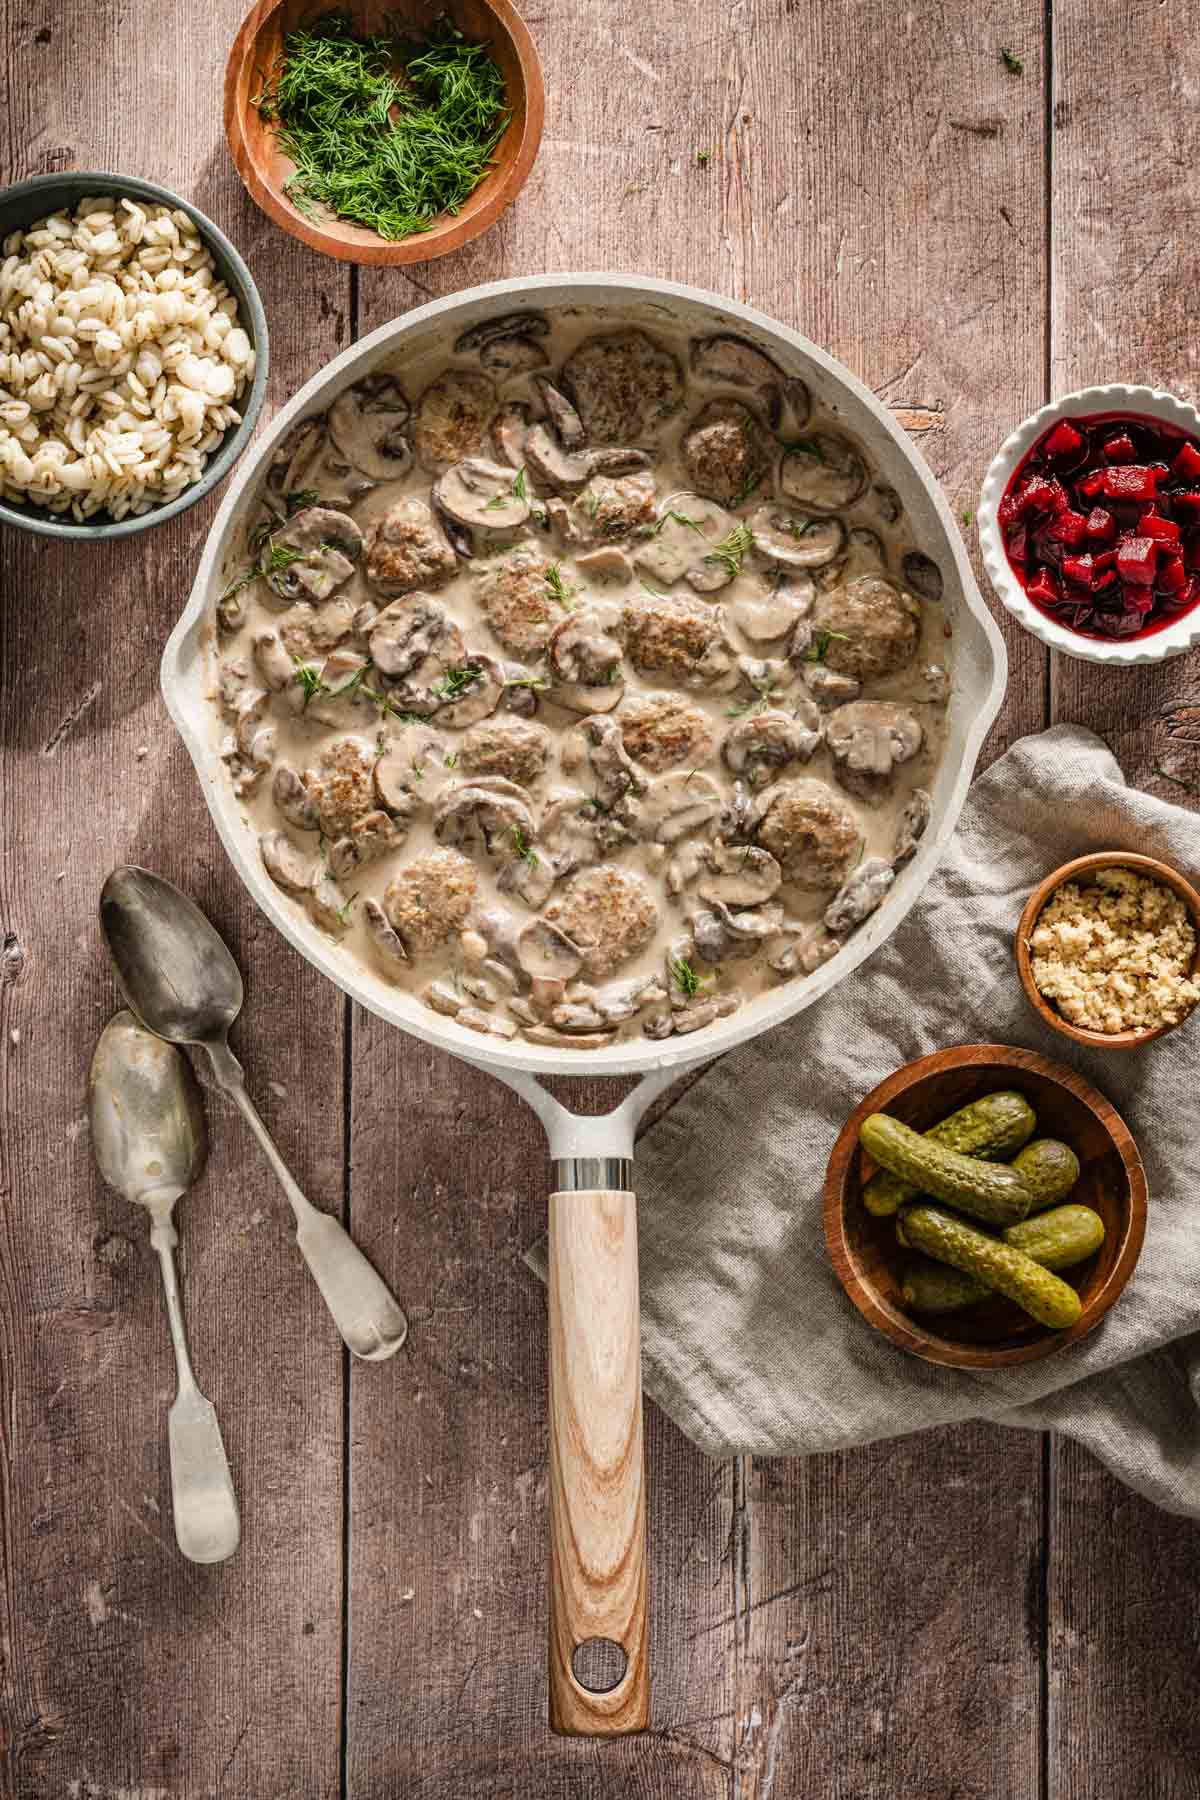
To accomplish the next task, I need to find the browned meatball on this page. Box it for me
[561,330,684,443]
[621,593,736,688]
[458,718,551,785]
[473,544,563,658]
[809,575,921,681]
[383,848,478,956]
[413,370,496,472]
[752,778,860,889]
[618,692,715,772]
[364,498,457,596]
[574,471,657,540]
[309,737,377,839]
[544,865,659,977]
[680,400,774,509]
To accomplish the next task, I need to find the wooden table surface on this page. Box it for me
[2,2,1199,1794]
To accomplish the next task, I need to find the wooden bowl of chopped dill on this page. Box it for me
[225,2,544,264]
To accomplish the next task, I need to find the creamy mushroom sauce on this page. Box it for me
[209,307,952,1050]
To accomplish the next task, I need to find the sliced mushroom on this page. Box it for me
[825,857,895,934]
[640,770,724,844]
[736,655,797,700]
[575,546,632,584]
[363,897,408,973]
[783,377,812,430]
[369,594,454,678]
[778,434,868,513]
[539,789,638,872]
[800,661,862,707]
[893,788,932,865]
[535,377,586,450]
[262,507,363,603]
[581,715,648,807]
[328,375,413,480]
[634,491,735,589]
[272,763,320,831]
[872,485,903,525]
[843,527,887,578]
[260,830,316,896]
[723,703,821,786]
[492,401,530,468]
[711,898,785,940]
[902,551,943,602]
[672,995,740,1034]
[689,334,784,427]
[328,809,404,880]
[523,1024,618,1049]
[455,311,551,354]
[269,417,377,510]
[434,457,531,532]
[666,837,708,895]
[308,871,349,936]
[431,654,505,728]
[749,502,845,571]
[480,335,552,377]
[547,602,623,686]
[768,923,840,977]
[500,852,557,908]
[825,701,923,802]
[433,783,535,859]
[253,629,294,692]
[697,843,782,907]
[922,663,951,705]
[524,422,593,491]
[729,575,815,643]
[517,917,585,981]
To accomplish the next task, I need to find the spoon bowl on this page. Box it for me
[100,866,243,1046]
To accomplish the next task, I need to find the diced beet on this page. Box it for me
[1047,507,1089,547]
[1085,506,1115,542]
[1060,603,1095,631]
[1116,536,1158,584]
[998,490,1020,529]
[1061,552,1095,587]
[1043,420,1086,463]
[1171,441,1200,483]
[1171,490,1200,520]
[1006,523,1028,562]
[1139,512,1182,547]
[1103,432,1137,464]
[1026,567,1061,607]
[1122,581,1156,613]
[1077,468,1107,501]
[1185,535,1200,573]
[1101,465,1161,502]
[1157,553,1189,596]
[1018,473,1070,516]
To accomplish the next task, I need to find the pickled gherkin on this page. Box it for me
[862,1091,1036,1217]
[900,1204,1105,1313]
[860,1113,1034,1227]
[1010,1139,1081,1212]
[897,1204,1083,1330]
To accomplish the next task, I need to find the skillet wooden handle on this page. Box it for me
[547,1187,648,1735]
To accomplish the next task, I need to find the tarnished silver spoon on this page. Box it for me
[99,865,408,1363]
[89,1010,240,1564]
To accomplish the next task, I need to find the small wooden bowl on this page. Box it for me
[1016,851,1200,1050]
[823,1045,1147,1369]
[225,0,545,265]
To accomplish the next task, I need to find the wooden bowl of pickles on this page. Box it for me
[823,1044,1148,1369]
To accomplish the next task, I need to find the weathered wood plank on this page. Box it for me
[1047,8,1200,1796]
[0,3,352,1794]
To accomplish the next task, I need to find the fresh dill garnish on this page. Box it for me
[410,760,425,781]
[218,567,255,604]
[511,824,538,867]
[961,508,974,527]
[804,628,850,664]
[725,695,771,718]
[695,148,711,165]
[255,14,510,243]
[780,437,826,462]
[1000,46,1024,74]
[731,464,765,508]
[294,660,327,708]
[853,840,866,868]
[503,673,551,693]
[653,508,704,536]
[264,539,305,574]
[581,489,601,519]
[336,892,358,924]
[704,522,754,580]
[670,956,710,999]
[511,465,528,502]
[603,663,622,684]
[433,665,479,700]
[444,751,459,768]
[544,563,575,608]
[331,660,372,698]
[640,579,668,598]
[284,487,319,513]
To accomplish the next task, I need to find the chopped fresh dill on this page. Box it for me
[654,508,704,536]
[731,464,765,508]
[640,579,668,598]
[1000,46,1024,74]
[293,661,327,708]
[695,148,711,166]
[218,567,255,605]
[503,672,551,692]
[433,664,479,700]
[255,14,510,243]
[544,563,575,608]
[780,436,826,462]
[444,751,459,768]
[603,663,622,684]
[704,522,754,580]
[725,695,768,718]
[511,824,538,867]
[853,840,866,868]
[410,760,425,781]
[330,659,372,698]
[670,956,710,999]
[284,487,319,513]
[511,465,529,502]
[961,508,974,527]
[264,538,305,574]
[804,628,850,664]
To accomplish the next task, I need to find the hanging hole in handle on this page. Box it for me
[571,1637,628,1694]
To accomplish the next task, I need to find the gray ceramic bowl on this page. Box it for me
[0,171,269,541]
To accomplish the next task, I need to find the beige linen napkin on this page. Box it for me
[528,726,1200,1516]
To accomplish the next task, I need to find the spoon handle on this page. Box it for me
[203,1041,409,1363]
[150,1217,240,1564]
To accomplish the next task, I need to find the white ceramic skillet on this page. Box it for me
[162,275,1008,1735]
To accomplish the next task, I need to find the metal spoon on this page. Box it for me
[89,1010,240,1564]
[99,865,408,1363]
